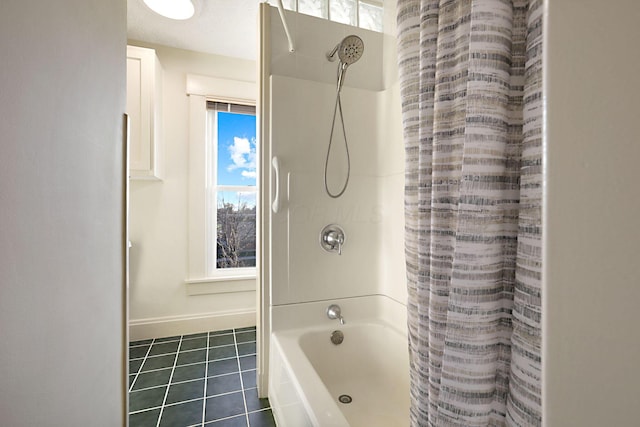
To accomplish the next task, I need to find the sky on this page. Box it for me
[217,111,256,187]
[215,111,257,209]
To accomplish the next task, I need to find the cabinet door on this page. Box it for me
[126,46,162,179]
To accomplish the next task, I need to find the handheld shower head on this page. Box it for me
[327,35,364,66]
[337,35,364,65]
[324,36,364,199]
[327,35,365,92]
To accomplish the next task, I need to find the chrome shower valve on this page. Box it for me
[320,224,346,255]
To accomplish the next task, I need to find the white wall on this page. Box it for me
[377,80,406,304]
[0,0,126,425]
[259,3,404,397]
[270,76,385,305]
[544,1,640,425]
[378,0,406,305]
[267,6,406,306]
[269,7,385,91]
[127,42,258,339]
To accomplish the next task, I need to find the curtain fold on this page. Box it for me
[396,1,543,425]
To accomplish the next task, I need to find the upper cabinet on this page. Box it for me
[126,45,163,180]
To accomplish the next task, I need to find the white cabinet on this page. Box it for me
[126,45,163,180]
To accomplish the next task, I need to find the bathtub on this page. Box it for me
[269,295,409,427]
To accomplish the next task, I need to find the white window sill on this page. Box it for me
[185,274,256,296]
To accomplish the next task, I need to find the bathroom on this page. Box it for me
[125,1,405,425]
[1,1,640,427]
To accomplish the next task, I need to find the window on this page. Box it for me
[281,0,384,32]
[186,76,256,290]
[206,101,257,276]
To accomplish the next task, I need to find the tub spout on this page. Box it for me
[326,304,346,325]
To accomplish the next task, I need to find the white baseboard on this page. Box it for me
[129,309,256,341]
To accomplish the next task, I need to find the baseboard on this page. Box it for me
[129,309,256,341]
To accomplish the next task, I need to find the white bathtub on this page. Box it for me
[269,295,409,427]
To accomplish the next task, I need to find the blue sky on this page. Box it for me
[217,111,256,187]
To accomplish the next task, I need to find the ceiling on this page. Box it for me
[127,0,263,61]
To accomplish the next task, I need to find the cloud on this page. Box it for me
[227,137,256,179]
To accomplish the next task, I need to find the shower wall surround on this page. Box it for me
[262,4,404,308]
[271,76,387,304]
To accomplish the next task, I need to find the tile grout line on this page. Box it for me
[129,333,229,349]
[137,344,228,360]
[248,407,272,414]
[201,413,248,426]
[129,338,156,393]
[129,371,253,395]
[129,405,163,416]
[155,336,183,427]
[129,393,202,416]
[130,346,256,365]
[133,389,234,417]
[201,331,211,426]
[233,329,251,427]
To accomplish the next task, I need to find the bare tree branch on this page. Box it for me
[216,195,256,268]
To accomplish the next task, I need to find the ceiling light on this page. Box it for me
[142,0,195,20]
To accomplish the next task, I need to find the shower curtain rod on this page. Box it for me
[273,0,295,52]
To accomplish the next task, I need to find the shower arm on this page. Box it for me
[327,43,340,62]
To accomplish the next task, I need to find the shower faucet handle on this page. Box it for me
[320,224,345,255]
[326,230,343,254]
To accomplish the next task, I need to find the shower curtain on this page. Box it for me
[396,1,542,426]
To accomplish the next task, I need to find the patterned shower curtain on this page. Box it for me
[396,1,543,426]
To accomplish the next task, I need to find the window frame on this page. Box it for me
[185,74,258,291]
[205,101,257,277]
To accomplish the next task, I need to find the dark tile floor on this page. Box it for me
[129,327,276,427]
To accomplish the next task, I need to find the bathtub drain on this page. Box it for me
[338,394,353,404]
[331,330,344,345]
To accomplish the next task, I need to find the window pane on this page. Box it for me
[330,0,356,26]
[216,191,256,269]
[280,0,296,10]
[217,112,257,186]
[359,1,383,32]
[299,0,327,19]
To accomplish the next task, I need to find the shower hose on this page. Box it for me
[324,63,351,199]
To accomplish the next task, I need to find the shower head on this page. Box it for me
[327,35,364,66]
[338,35,364,65]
